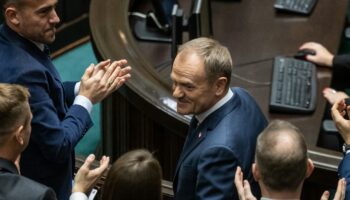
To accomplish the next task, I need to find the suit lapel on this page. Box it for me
[173,124,207,191]
[175,124,207,173]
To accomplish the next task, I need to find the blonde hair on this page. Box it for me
[0,83,30,145]
[178,37,233,88]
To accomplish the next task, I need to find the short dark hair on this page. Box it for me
[178,37,233,88]
[1,0,17,8]
[101,149,163,200]
[0,83,30,145]
[255,120,308,191]
[0,0,26,15]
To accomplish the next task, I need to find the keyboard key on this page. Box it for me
[274,0,318,15]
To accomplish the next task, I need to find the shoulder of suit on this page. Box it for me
[0,173,56,198]
[231,87,249,95]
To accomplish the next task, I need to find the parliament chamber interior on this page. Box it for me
[39,0,350,199]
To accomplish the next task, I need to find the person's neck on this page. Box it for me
[0,145,21,163]
[260,185,301,200]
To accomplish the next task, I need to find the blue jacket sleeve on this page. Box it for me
[18,67,93,164]
[63,81,77,107]
[196,146,238,200]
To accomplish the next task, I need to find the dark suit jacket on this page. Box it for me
[0,157,57,200]
[338,153,350,200]
[331,54,350,91]
[0,24,93,200]
[333,55,350,70]
[173,87,268,200]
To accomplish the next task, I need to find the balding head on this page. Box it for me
[254,120,310,192]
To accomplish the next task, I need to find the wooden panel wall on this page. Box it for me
[102,85,188,180]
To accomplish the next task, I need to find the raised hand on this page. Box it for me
[72,154,110,193]
[79,59,131,104]
[320,178,346,200]
[331,99,350,144]
[234,166,257,200]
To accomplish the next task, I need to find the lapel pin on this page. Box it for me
[198,132,202,138]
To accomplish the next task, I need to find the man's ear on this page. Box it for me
[305,158,314,178]
[15,125,24,145]
[5,6,20,26]
[252,163,260,181]
[214,77,228,96]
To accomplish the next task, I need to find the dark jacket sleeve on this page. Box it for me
[333,54,350,70]
[196,146,237,200]
[40,187,57,200]
[63,81,78,107]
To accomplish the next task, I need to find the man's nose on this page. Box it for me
[172,86,183,98]
[49,9,60,24]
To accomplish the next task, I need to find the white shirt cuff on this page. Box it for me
[74,82,81,96]
[69,192,88,200]
[73,95,93,114]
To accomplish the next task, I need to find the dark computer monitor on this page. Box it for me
[171,0,213,59]
[188,0,213,40]
[152,0,178,30]
[171,4,184,59]
[133,0,212,59]
[133,0,178,43]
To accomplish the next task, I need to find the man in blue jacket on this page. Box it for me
[171,37,267,200]
[0,0,131,199]
[0,83,110,200]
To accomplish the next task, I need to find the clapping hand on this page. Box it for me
[320,179,346,200]
[79,59,131,104]
[331,99,350,144]
[72,154,110,194]
[234,166,257,200]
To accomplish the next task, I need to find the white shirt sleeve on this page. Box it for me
[74,82,81,96]
[69,192,88,200]
[73,95,93,114]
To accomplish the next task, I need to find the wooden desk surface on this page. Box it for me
[210,0,348,170]
[90,0,348,172]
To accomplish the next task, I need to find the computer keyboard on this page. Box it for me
[269,56,317,114]
[274,0,318,15]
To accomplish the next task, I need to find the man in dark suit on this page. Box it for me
[171,37,268,200]
[331,98,350,199]
[0,83,56,200]
[0,83,110,200]
[0,0,131,199]
[234,120,346,200]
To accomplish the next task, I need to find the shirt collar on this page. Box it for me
[30,40,45,51]
[0,157,19,174]
[261,197,299,200]
[196,89,233,124]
